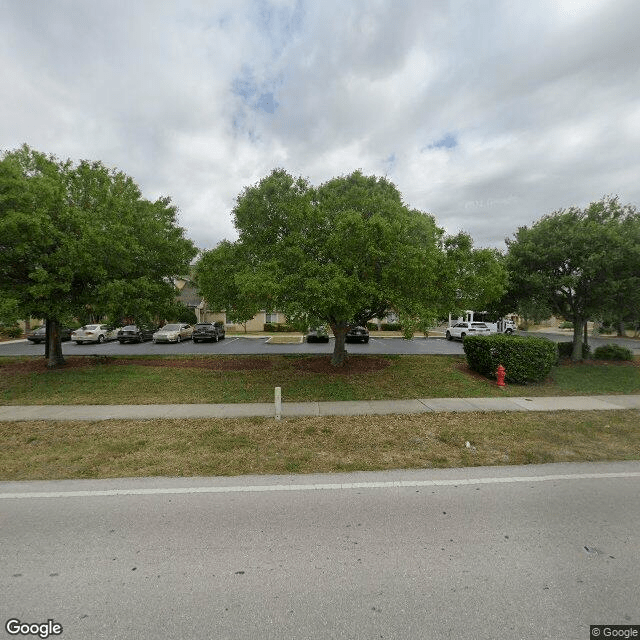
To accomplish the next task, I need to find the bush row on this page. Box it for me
[463,334,558,384]
[557,342,634,361]
[263,322,297,332]
[0,325,23,338]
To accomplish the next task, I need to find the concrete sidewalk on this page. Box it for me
[1,395,639,421]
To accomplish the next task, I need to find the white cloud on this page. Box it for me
[1,0,639,251]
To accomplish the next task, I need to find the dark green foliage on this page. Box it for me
[0,324,22,338]
[364,322,403,331]
[463,334,558,384]
[171,304,198,324]
[558,341,591,359]
[593,344,634,361]
[505,196,640,361]
[263,323,296,332]
[0,145,197,367]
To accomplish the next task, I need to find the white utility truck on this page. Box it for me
[447,311,516,335]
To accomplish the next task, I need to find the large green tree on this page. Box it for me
[198,169,463,365]
[0,145,197,367]
[505,196,640,361]
[195,240,262,330]
[441,232,507,316]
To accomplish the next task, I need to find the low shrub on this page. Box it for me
[593,344,634,361]
[263,322,296,332]
[366,322,378,331]
[381,322,402,331]
[557,341,591,359]
[597,324,615,334]
[559,321,574,329]
[0,324,22,339]
[463,334,558,384]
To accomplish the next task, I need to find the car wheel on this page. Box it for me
[119,340,125,344]
[364,338,369,343]
[76,341,83,345]
[445,331,452,341]
[177,335,181,343]
[193,339,199,344]
[461,332,466,340]
[214,334,219,342]
[98,335,104,343]
[505,328,513,335]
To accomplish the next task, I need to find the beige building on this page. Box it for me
[199,309,288,332]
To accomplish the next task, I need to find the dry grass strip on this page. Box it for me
[1,410,638,481]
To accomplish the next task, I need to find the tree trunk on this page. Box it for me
[583,321,589,351]
[571,316,584,362]
[330,322,348,367]
[617,320,626,337]
[46,318,65,368]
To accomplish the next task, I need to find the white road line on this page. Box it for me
[1,472,639,500]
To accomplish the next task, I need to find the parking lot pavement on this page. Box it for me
[0,336,466,356]
[2,332,637,357]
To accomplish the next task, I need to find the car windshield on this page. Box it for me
[195,324,211,328]
[122,325,137,330]
[472,323,488,328]
[161,324,180,331]
[83,325,100,330]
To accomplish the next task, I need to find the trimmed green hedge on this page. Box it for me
[463,334,558,384]
[263,322,296,332]
[593,344,634,361]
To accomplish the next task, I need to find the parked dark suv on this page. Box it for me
[192,322,226,343]
[27,326,72,343]
[346,326,370,343]
[117,325,156,344]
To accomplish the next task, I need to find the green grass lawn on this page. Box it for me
[2,354,639,482]
[1,354,639,405]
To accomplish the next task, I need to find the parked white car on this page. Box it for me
[72,324,119,344]
[153,323,193,343]
[445,322,491,341]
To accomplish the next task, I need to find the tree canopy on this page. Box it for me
[197,168,501,365]
[505,196,640,360]
[0,145,197,366]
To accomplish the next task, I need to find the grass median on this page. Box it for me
[1,410,639,481]
[1,354,639,405]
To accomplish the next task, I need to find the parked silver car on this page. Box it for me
[72,324,119,344]
[152,323,193,343]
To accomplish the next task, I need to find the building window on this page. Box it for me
[265,312,278,324]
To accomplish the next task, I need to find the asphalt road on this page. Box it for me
[2,462,639,639]
[2,332,638,357]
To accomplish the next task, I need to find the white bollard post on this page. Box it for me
[275,386,282,421]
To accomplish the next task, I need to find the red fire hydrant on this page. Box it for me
[496,364,506,387]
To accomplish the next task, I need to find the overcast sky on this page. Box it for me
[2,0,639,251]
